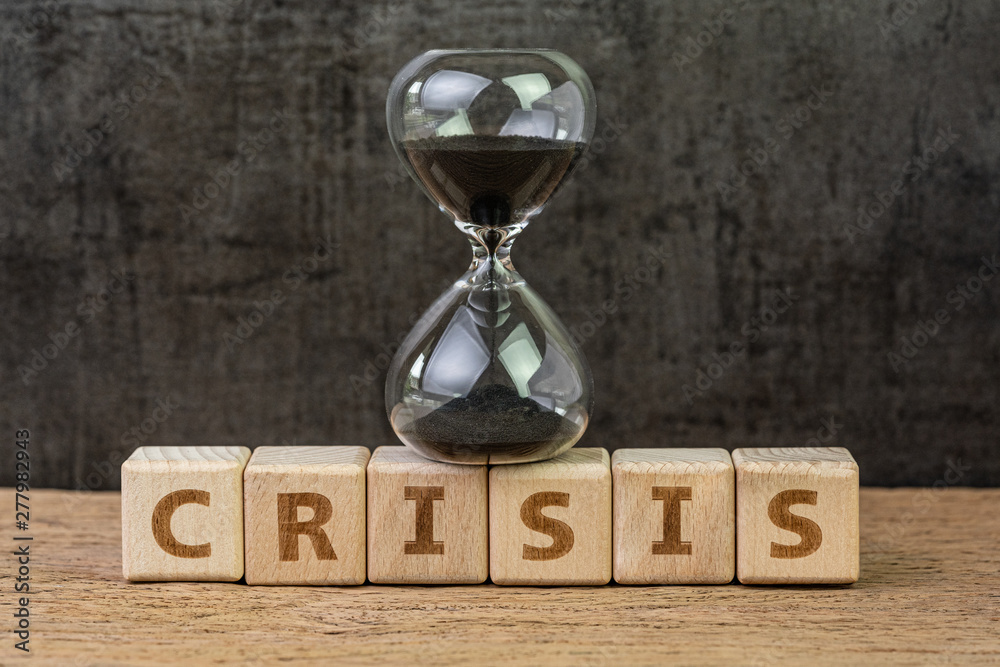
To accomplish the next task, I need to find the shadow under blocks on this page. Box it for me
[120,445,859,585]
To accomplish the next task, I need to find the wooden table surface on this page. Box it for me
[4,488,998,666]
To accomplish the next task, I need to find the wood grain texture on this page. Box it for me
[490,448,611,585]
[3,1,999,491]
[733,447,859,584]
[612,448,734,584]
[367,446,488,584]
[121,446,250,582]
[244,446,369,585]
[5,488,998,665]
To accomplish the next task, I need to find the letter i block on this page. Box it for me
[244,446,369,585]
[733,447,859,584]
[490,448,612,585]
[367,446,488,584]
[121,446,251,582]
[612,448,734,584]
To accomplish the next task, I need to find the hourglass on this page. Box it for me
[385,49,596,465]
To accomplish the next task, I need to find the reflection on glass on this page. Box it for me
[385,50,597,464]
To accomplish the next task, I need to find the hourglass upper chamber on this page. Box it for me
[385,50,596,465]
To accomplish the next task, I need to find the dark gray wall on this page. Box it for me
[2,0,998,489]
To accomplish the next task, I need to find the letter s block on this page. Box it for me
[367,446,488,584]
[612,448,734,584]
[244,446,369,585]
[490,448,611,585]
[733,447,859,584]
[121,446,251,581]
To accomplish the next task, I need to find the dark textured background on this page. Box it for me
[2,0,998,489]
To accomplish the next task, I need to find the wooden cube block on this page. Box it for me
[612,448,734,584]
[121,446,251,582]
[244,446,369,585]
[367,446,488,584]
[489,448,611,585]
[733,447,859,584]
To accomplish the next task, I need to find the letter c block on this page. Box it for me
[733,447,859,584]
[490,448,611,585]
[122,446,250,581]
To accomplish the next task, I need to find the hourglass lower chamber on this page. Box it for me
[385,49,597,465]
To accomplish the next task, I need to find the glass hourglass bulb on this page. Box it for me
[385,49,596,465]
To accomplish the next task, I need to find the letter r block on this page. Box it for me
[489,448,611,585]
[244,446,369,585]
[733,447,859,584]
[121,446,251,582]
[367,446,488,584]
[612,448,734,584]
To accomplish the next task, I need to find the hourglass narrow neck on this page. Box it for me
[464,220,525,275]
[469,239,514,272]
